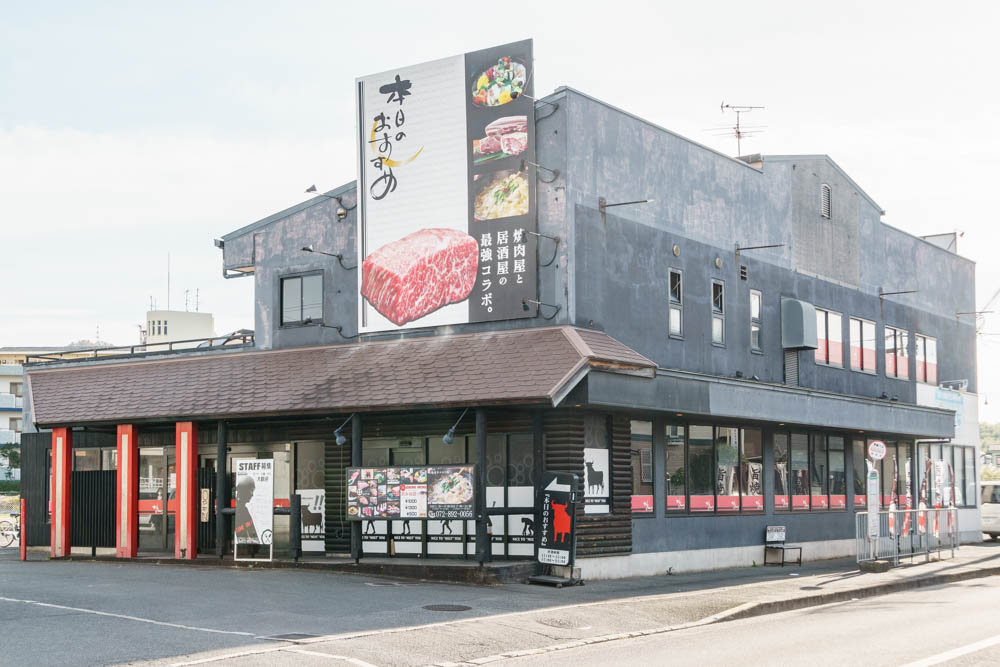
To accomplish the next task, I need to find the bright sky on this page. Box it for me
[3,1,1000,416]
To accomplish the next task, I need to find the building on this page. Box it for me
[19,44,980,577]
[144,310,215,349]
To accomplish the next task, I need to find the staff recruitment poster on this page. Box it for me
[234,458,274,561]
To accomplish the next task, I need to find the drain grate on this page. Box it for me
[258,633,321,642]
[423,604,471,612]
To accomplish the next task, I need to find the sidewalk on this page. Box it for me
[143,541,1000,666]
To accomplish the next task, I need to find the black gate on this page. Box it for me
[20,432,50,547]
[71,470,116,549]
[197,468,216,555]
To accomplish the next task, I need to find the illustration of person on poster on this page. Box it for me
[235,474,259,544]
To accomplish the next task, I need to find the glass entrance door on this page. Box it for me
[138,448,176,553]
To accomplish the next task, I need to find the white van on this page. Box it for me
[983,483,1000,540]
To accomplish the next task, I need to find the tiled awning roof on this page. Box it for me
[26,327,655,427]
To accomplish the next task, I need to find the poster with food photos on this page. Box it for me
[346,465,475,520]
[356,39,537,333]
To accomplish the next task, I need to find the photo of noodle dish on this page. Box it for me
[427,467,474,505]
[473,170,529,221]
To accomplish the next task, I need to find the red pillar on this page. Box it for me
[174,422,198,559]
[50,427,72,558]
[116,424,138,558]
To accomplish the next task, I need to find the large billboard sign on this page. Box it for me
[356,40,537,333]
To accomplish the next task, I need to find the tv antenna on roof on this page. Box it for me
[718,102,766,156]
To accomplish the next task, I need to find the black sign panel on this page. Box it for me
[537,471,577,566]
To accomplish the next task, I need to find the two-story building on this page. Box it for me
[19,52,980,577]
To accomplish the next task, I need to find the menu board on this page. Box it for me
[347,465,475,520]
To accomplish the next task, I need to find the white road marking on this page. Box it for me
[899,633,1000,667]
[0,595,254,636]
[288,648,378,666]
[172,646,284,666]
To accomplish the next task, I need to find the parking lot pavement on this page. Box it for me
[1,542,997,665]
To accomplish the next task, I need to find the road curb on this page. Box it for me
[441,564,1000,665]
[721,565,1000,622]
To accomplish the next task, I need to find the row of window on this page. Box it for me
[629,422,977,515]
[668,271,762,351]
[815,308,938,383]
[148,320,168,337]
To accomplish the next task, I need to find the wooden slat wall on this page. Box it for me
[543,411,632,558]
[324,440,351,552]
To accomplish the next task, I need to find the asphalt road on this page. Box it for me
[507,577,1000,666]
[0,549,860,666]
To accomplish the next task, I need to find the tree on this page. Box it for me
[0,443,18,479]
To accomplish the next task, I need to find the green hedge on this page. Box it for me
[0,481,21,494]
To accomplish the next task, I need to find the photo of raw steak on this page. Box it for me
[361,228,478,326]
[499,131,528,157]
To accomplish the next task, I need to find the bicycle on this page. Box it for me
[0,511,20,548]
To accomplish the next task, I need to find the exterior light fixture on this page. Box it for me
[443,408,469,445]
[521,297,561,320]
[301,245,356,270]
[305,185,354,220]
[598,196,654,224]
[333,413,357,446]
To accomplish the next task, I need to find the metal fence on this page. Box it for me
[855,508,958,565]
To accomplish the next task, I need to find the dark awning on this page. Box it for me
[26,326,655,427]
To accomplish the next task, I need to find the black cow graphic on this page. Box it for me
[585,460,605,495]
[521,517,534,536]
[301,506,323,534]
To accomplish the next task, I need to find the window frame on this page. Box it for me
[849,316,878,374]
[280,271,325,327]
[9,381,22,398]
[750,289,762,352]
[711,279,725,346]
[814,307,844,368]
[885,325,910,380]
[915,333,938,385]
[668,268,683,339]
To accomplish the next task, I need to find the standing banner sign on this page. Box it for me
[537,472,577,567]
[234,459,274,562]
[297,488,325,553]
[356,39,538,333]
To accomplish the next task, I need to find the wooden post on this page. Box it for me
[216,421,228,557]
[50,427,72,558]
[350,414,362,563]
[475,408,489,565]
[115,424,138,558]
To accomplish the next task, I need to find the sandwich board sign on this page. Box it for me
[537,472,577,567]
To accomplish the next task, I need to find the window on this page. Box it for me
[750,290,762,351]
[852,438,866,509]
[668,269,683,337]
[810,433,829,509]
[915,334,938,385]
[821,183,832,219]
[849,317,877,373]
[829,436,846,510]
[630,420,653,515]
[281,273,323,325]
[885,326,909,379]
[711,280,725,345]
[665,425,686,511]
[741,428,764,511]
[688,425,714,511]
[716,427,740,512]
[9,382,22,398]
[814,308,843,367]
[774,434,790,511]
[790,434,810,510]
[9,418,21,433]
[163,321,168,336]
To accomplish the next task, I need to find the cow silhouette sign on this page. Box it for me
[537,471,578,567]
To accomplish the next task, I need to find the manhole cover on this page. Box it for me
[258,633,320,642]
[423,604,471,612]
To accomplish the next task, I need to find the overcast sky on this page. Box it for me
[3,1,1000,416]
